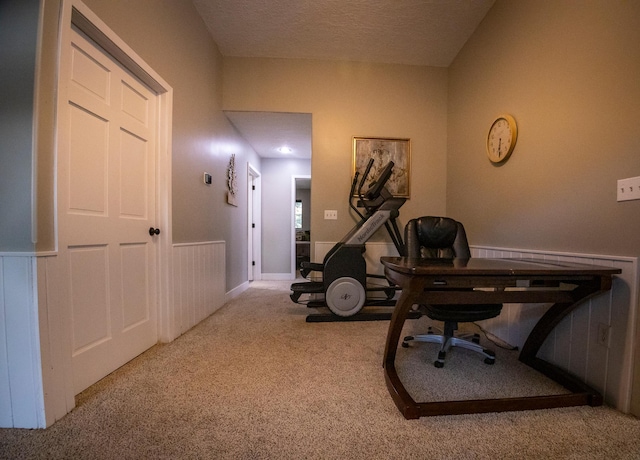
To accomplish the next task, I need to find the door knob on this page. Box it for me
[149,227,161,236]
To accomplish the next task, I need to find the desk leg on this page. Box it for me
[382,276,427,419]
[519,280,605,405]
[520,281,603,362]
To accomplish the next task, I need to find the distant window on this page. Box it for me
[295,200,303,229]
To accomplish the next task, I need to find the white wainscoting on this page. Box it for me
[314,242,639,413]
[0,254,46,428]
[172,242,226,336]
[2,243,229,428]
[472,246,638,413]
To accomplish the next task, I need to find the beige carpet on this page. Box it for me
[2,280,640,459]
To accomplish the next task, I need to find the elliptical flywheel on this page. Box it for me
[325,277,366,317]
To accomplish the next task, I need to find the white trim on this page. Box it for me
[173,240,225,248]
[0,252,38,258]
[471,245,638,263]
[69,6,169,93]
[225,280,250,303]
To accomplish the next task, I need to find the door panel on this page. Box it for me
[70,43,110,102]
[59,28,159,394]
[68,105,108,215]
[120,243,149,330]
[119,129,148,218]
[69,246,110,353]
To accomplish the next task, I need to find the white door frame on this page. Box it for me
[52,0,174,411]
[63,0,174,340]
[247,163,261,281]
[291,175,311,277]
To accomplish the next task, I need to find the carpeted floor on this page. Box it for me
[2,280,640,459]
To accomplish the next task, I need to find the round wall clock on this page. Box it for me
[486,114,518,163]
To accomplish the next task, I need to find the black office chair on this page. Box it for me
[401,216,502,368]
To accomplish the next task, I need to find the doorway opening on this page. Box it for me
[292,176,311,278]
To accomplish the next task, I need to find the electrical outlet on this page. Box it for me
[324,210,338,220]
[617,176,640,201]
[597,322,610,348]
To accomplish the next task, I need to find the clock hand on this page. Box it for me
[498,138,502,158]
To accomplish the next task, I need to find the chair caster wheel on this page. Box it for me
[484,357,495,365]
[434,361,444,368]
[401,342,409,348]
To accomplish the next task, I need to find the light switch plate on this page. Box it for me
[324,210,338,220]
[617,176,640,201]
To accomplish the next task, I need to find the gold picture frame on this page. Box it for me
[352,137,411,198]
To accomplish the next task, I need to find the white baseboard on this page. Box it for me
[226,281,249,303]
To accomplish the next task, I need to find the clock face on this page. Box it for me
[487,115,517,163]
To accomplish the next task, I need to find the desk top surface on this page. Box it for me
[380,257,622,276]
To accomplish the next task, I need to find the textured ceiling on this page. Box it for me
[196,0,496,159]
[193,0,495,67]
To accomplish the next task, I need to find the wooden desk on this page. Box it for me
[380,257,622,419]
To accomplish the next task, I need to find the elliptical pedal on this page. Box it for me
[290,281,324,302]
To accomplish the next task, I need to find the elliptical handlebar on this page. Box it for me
[357,160,395,216]
[349,171,366,220]
[358,158,375,196]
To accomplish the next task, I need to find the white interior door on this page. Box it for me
[248,164,261,281]
[58,28,159,394]
[248,172,255,281]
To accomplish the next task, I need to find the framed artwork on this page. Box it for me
[352,137,411,198]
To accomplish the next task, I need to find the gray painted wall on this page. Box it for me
[0,0,40,252]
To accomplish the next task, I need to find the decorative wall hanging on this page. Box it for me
[226,154,238,206]
[352,137,411,198]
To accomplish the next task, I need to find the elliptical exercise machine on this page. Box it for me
[290,159,415,322]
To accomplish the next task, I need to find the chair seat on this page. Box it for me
[425,303,502,323]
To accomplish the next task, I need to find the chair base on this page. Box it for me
[402,326,496,368]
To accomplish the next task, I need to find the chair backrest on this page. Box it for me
[404,216,471,259]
